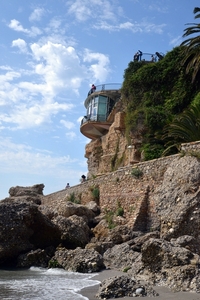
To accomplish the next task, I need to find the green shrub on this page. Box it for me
[131,167,143,178]
[116,206,124,217]
[48,259,61,269]
[116,201,124,217]
[123,266,131,273]
[68,192,81,204]
[92,187,100,200]
[122,46,199,160]
[141,143,164,160]
[68,192,75,202]
[104,210,116,229]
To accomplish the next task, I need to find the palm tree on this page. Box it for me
[162,101,200,155]
[181,7,200,83]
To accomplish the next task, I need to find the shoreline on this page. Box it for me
[80,269,200,300]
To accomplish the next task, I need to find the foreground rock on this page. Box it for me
[50,247,105,272]
[0,199,60,265]
[96,275,158,299]
[154,155,200,252]
[0,185,101,266]
[103,243,140,270]
[52,214,92,248]
[9,184,45,197]
[131,237,200,293]
[16,247,55,268]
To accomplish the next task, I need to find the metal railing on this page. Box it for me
[81,113,109,126]
[87,83,121,95]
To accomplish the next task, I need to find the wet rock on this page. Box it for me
[16,246,55,268]
[51,247,105,273]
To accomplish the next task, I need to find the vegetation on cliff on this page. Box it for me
[122,7,200,160]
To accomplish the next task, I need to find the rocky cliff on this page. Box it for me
[85,101,142,178]
[1,147,200,296]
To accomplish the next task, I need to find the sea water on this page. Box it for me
[0,267,100,300]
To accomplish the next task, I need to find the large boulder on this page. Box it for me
[92,222,135,243]
[50,247,105,273]
[52,214,92,248]
[103,243,140,271]
[96,275,158,299]
[140,238,200,292]
[9,184,45,197]
[16,246,55,268]
[55,201,99,225]
[0,198,60,265]
[154,155,200,253]
[141,238,194,272]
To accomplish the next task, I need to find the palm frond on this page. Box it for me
[181,7,200,82]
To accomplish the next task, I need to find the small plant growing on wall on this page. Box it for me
[89,185,100,204]
[67,192,81,204]
[123,266,131,273]
[92,187,99,200]
[187,150,200,160]
[131,167,143,178]
[104,209,116,229]
[116,201,124,217]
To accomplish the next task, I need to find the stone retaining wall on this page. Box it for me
[42,141,200,230]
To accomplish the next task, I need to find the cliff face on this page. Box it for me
[85,109,142,178]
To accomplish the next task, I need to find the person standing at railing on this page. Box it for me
[88,84,96,96]
[81,175,86,183]
[138,50,143,61]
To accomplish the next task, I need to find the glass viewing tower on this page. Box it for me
[80,83,121,140]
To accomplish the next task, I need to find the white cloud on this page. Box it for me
[30,42,85,93]
[67,1,91,22]
[29,8,45,22]
[60,119,75,129]
[8,19,42,37]
[0,137,75,175]
[93,20,166,34]
[66,0,165,35]
[0,101,74,129]
[0,36,111,130]
[0,70,21,83]
[67,0,117,22]
[12,38,28,53]
[8,19,29,33]
[148,3,168,13]
[83,49,110,82]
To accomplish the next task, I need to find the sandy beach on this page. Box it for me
[80,269,200,300]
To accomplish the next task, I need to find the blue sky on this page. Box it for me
[0,0,199,199]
